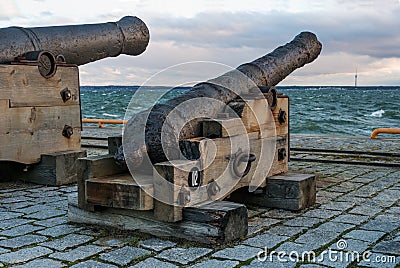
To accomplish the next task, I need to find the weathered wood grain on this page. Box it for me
[0,100,81,134]
[0,128,81,164]
[86,173,153,210]
[68,193,248,244]
[202,118,245,138]
[108,136,122,155]
[153,160,199,222]
[229,173,316,211]
[77,154,128,211]
[0,64,80,107]
[0,150,86,185]
[0,64,81,164]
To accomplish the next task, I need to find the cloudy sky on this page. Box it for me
[1,0,399,86]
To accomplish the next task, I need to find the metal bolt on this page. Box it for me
[60,87,72,102]
[278,148,287,161]
[62,125,73,138]
[178,188,191,206]
[278,109,287,125]
[56,54,66,63]
[207,180,221,197]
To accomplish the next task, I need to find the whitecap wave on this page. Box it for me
[102,113,119,118]
[369,109,385,117]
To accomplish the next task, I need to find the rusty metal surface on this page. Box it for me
[0,16,149,65]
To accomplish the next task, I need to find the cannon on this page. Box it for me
[0,17,149,185]
[75,31,321,243]
[120,31,321,168]
[0,16,149,66]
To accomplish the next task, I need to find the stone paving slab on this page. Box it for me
[130,257,179,268]
[12,258,65,268]
[0,234,48,248]
[0,224,44,237]
[188,259,239,268]
[99,246,151,266]
[39,234,93,251]
[156,247,212,265]
[0,135,399,267]
[37,224,83,237]
[139,238,177,251]
[0,246,53,265]
[49,245,106,262]
[212,245,261,261]
[70,260,118,268]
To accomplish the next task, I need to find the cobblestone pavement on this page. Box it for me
[1,136,400,267]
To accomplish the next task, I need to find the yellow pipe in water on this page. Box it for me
[82,118,127,128]
[371,128,400,139]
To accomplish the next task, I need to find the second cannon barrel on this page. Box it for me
[0,16,150,65]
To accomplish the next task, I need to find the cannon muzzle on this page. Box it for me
[0,16,149,65]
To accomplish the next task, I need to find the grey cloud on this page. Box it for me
[40,11,53,16]
[144,4,400,59]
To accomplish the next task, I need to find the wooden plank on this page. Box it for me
[68,193,248,244]
[85,173,154,210]
[227,96,289,139]
[78,154,127,179]
[228,97,274,133]
[0,64,80,107]
[0,102,81,134]
[180,133,288,200]
[201,118,245,138]
[241,98,274,133]
[108,136,122,155]
[9,150,87,185]
[77,154,128,211]
[153,160,199,222]
[260,96,289,138]
[0,128,81,164]
[228,173,316,211]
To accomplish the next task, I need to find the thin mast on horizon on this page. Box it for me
[354,67,358,87]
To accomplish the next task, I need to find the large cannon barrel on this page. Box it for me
[121,31,322,169]
[0,16,149,65]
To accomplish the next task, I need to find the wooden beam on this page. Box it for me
[77,154,128,211]
[180,133,288,199]
[0,64,80,107]
[0,128,81,164]
[229,173,316,211]
[0,102,81,135]
[0,150,86,185]
[68,193,248,244]
[86,173,154,210]
[201,117,245,138]
[108,136,122,155]
[260,96,289,138]
[153,160,199,222]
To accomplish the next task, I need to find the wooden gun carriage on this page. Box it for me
[74,31,321,243]
[0,17,149,185]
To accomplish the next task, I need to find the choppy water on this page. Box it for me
[81,86,400,137]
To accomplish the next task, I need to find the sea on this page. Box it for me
[81,86,400,137]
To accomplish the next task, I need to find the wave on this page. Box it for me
[102,113,120,118]
[368,109,385,117]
